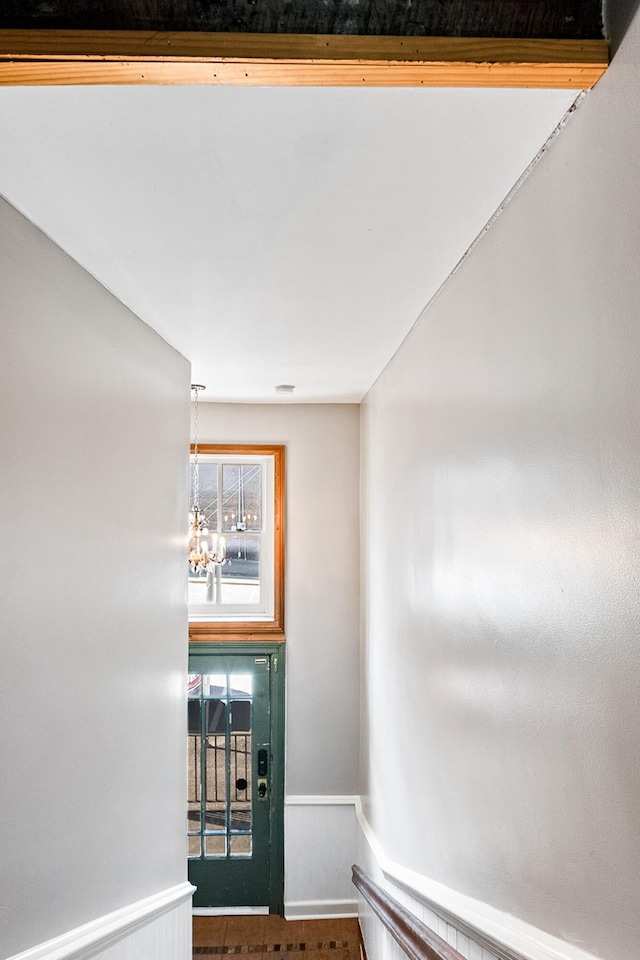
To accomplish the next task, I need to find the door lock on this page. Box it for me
[257,748,269,800]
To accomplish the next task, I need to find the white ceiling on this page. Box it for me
[0,84,578,402]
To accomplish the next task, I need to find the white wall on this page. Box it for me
[356,816,501,960]
[360,10,640,960]
[0,197,191,958]
[194,403,360,910]
[285,798,358,917]
[195,402,360,795]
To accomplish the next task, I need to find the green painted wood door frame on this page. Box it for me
[188,641,285,915]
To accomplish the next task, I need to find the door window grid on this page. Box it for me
[187,672,253,859]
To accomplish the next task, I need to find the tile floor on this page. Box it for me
[193,915,362,960]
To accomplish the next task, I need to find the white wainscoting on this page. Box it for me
[6,881,194,960]
[285,796,358,919]
[355,801,604,960]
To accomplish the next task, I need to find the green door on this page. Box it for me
[187,646,284,911]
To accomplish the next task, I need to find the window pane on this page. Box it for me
[222,464,262,532]
[188,571,211,604]
[221,536,260,604]
[190,462,217,528]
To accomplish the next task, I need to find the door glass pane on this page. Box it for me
[221,536,260,603]
[204,727,227,845]
[205,835,227,857]
[230,674,253,696]
[229,835,252,856]
[187,665,257,864]
[187,698,201,850]
[206,700,226,735]
[202,674,227,697]
[232,736,251,802]
[222,463,262,532]
[229,686,252,856]
[231,726,252,849]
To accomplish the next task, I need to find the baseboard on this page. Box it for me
[285,796,359,806]
[193,906,270,917]
[6,881,195,960]
[355,799,602,960]
[284,900,358,920]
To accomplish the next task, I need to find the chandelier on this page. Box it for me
[188,384,226,574]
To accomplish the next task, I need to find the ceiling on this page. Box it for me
[0,83,579,401]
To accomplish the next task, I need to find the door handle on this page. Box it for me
[257,748,269,800]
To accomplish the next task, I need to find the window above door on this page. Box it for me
[189,445,285,642]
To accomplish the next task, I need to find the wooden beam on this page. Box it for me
[0,30,608,87]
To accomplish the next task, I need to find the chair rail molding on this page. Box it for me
[5,881,195,960]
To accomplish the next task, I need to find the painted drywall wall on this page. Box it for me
[285,799,358,915]
[360,9,640,960]
[193,403,360,796]
[0,197,190,958]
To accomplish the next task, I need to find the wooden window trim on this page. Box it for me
[188,444,285,643]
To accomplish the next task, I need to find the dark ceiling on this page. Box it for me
[0,1,603,38]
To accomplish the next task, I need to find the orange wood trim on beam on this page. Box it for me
[0,30,608,88]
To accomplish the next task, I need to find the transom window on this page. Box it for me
[188,445,285,641]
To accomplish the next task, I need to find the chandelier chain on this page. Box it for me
[192,385,200,508]
[188,383,226,576]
